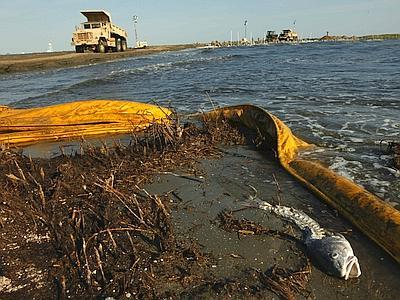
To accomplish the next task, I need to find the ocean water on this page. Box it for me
[1,40,399,207]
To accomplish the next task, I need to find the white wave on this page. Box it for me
[360,154,379,161]
[348,137,364,143]
[368,178,391,188]
[372,163,400,177]
[329,156,364,181]
[332,145,356,153]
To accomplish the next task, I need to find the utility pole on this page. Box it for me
[133,15,139,48]
[244,20,248,41]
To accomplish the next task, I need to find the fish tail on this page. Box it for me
[244,184,273,210]
[244,197,273,212]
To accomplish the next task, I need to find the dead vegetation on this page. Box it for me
[0,117,241,298]
[381,140,400,170]
[388,141,400,169]
[0,116,311,299]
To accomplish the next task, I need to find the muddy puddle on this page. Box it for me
[0,119,399,299]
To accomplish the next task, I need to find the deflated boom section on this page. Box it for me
[204,104,400,264]
[0,100,172,146]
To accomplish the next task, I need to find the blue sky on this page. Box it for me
[0,0,399,54]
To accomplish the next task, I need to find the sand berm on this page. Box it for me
[0,44,199,74]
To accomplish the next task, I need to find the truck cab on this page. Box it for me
[72,11,128,53]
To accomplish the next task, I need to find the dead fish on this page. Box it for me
[246,187,361,280]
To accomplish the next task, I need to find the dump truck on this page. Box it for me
[278,29,298,42]
[72,10,128,53]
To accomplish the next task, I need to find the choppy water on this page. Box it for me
[1,40,399,206]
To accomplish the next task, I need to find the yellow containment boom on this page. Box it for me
[0,100,171,146]
[205,104,400,264]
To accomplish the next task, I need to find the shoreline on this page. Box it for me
[2,38,398,75]
[0,44,199,75]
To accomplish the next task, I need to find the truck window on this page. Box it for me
[92,23,101,29]
[84,24,91,29]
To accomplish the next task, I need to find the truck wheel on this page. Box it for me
[97,42,106,53]
[75,45,84,53]
[121,40,127,51]
[116,38,122,52]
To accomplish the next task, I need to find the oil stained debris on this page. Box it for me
[0,117,285,299]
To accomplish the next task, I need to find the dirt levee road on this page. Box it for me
[0,44,198,74]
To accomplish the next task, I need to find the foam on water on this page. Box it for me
[348,137,364,143]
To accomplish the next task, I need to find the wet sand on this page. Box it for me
[0,44,199,74]
[149,145,400,299]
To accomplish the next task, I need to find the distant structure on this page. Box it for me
[133,15,139,46]
[244,20,248,40]
[132,15,148,48]
[47,42,53,52]
[320,32,358,41]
